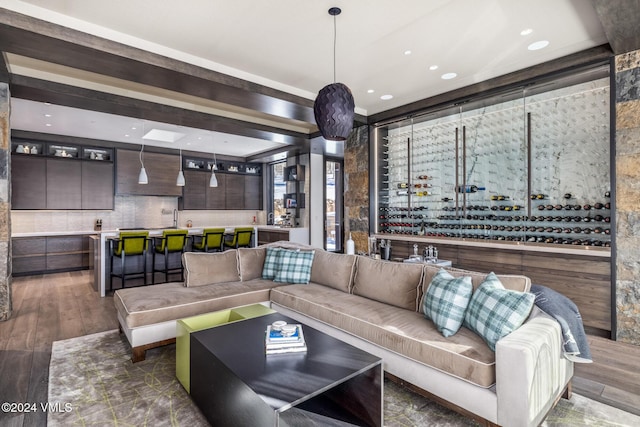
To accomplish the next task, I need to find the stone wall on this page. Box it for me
[615,50,640,345]
[0,83,11,321]
[344,125,370,253]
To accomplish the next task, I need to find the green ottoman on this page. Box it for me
[176,303,275,392]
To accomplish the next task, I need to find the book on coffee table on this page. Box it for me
[265,324,307,354]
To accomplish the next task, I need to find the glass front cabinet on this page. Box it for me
[373,66,611,248]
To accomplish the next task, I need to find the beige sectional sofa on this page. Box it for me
[114,242,573,427]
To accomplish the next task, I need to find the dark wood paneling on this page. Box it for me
[11,155,46,209]
[181,170,207,210]
[82,160,114,209]
[224,175,244,209]
[46,158,82,209]
[12,237,46,256]
[206,173,226,209]
[257,229,289,245]
[379,236,612,333]
[116,149,182,196]
[46,253,85,271]
[47,236,85,253]
[12,256,47,275]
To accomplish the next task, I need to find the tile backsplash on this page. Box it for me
[11,195,265,233]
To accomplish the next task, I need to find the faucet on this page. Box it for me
[173,209,178,228]
[267,212,274,225]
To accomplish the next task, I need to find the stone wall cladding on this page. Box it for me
[615,50,640,344]
[344,125,370,253]
[0,83,11,321]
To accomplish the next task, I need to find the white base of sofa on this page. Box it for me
[117,301,272,362]
[271,302,499,424]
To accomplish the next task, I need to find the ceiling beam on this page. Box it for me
[590,0,640,55]
[10,74,310,149]
[0,8,318,125]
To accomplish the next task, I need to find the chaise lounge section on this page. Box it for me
[113,242,573,427]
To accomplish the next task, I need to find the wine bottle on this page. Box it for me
[417,175,431,180]
[441,197,452,202]
[491,195,509,201]
[397,183,408,189]
[563,193,573,199]
[455,185,485,193]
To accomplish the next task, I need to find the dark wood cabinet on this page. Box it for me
[257,229,289,245]
[11,156,47,209]
[244,175,262,210]
[116,149,182,196]
[225,175,245,209]
[82,161,114,209]
[12,235,91,276]
[182,170,207,209]
[206,173,226,209]
[46,158,82,209]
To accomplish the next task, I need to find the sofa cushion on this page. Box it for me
[353,256,423,311]
[182,250,239,287]
[262,247,283,280]
[274,249,315,284]
[310,251,356,293]
[423,269,473,337]
[271,284,497,388]
[420,266,531,314]
[114,279,278,328]
[238,247,266,281]
[463,272,536,351]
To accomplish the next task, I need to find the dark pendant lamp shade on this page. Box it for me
[313,82,355,141]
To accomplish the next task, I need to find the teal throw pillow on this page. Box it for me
[423,269,473,337]
[262,247,282,279]
[274,249,315,284]
[463,272,535,351]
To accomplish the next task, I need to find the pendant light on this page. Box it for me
[209,152,218,187]
[176,149,185,186]
[313,7,355,141]
[138,143,148,184]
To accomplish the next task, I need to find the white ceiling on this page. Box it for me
[3,0,608,156]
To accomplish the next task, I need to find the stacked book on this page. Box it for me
[265,323,307,355]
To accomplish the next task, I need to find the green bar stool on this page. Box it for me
[192,228,226,252]
[109,231,150,291]
[152,229,190,284]
[223,227,255,249]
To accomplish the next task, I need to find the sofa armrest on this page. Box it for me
[495,308,574,427]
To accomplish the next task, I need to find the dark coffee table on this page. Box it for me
[190,312,383,426]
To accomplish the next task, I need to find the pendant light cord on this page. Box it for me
[333,13,337,83]
[139,144,144,167]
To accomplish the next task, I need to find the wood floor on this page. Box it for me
[0,271,639,427]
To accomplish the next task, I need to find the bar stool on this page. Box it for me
[223,227,255,249]
[192,228,226,252]
[109,231,150,291]
[152,229,190,284]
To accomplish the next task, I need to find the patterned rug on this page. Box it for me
[48,330,640,426]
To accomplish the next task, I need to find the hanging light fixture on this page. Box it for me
[176,148,185,186]
[313,6,355,141]
[138,143,148,184]
[209,152,218,187]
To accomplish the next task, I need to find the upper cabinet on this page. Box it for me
[115,148,182,197]
[11,141,114,210]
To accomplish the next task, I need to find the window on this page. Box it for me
[272,162,286,221]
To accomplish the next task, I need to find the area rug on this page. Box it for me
[48,330,640,426]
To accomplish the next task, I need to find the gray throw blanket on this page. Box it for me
[530,284,592,363]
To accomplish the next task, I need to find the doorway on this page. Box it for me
[325,158,343,252]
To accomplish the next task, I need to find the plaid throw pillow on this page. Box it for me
[463,272,535,351]
[261,247,283,279]
[274,249,315,284]
[423,269,473,337]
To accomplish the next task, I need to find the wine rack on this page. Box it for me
[376,74,611,248]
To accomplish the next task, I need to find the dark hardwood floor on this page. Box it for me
[0,271,638,427]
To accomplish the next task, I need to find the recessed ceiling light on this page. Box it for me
[429,65,439,71]
[441,72,457,80]
[124,134,130,137]
[367,89,375,94]
[520,28,533,36]
[44,102,51,106]
[131,126,137,130]
[404,50,412,56]
[44,113,51,117]
[380,94,393,100]
[528,40,549,51]
[45,123,52,127]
